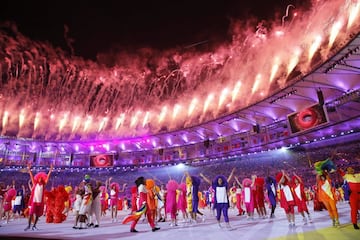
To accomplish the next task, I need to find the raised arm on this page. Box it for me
[107,177,112,190]
[27,163,35,186]
[120,183,128,192]
[227,168,236,183]
[46,164,54,184]
[234,176,242,187]
[293,172,303,184]
[199,173,211,185]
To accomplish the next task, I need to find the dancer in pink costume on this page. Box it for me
[166,179,179,227]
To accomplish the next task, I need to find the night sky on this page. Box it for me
[0,0,306,60]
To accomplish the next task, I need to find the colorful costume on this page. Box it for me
[292,175,311,223]
[212,175,230,225]
[166,180,179,225]
[123,177,159,232]
[339,167,360,229]
[177,183,187,215]
[317,172,339,227]
[242,178,255,219]
[265,176,277,218]
[276,172,296,226]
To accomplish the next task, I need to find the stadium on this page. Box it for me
[0,0,359,239]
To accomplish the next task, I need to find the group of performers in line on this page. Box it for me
[0,158,359,233]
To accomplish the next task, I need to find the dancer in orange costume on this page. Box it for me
[317,170,340,227]
[338,167,360,229]
[145,179,157,224]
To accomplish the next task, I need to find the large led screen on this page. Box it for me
[90,154,114,167]
[287,103,329,134]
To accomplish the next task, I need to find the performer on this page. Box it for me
[145,179,158,224]
[200,168,235,228]
[166,179,179,227]
[72,183,85,229]
[338,167,360,229]
[77,182,92,229]
[265,176,277,218]
[234,182,245,216]
[123,176,160,233]
[157,184,166,222]
[0,181,10,227]
[88,181,102,228]
[254,175,266,218]
[13,186,26,220]
[3,188,16,224]
[99,185,108,216]
[276,170,296,227]
[292,173,312,224]
[177,182,189,223]
[107,177,126,222]
[316,170,340,227]
[130,186,138,214]
[24,163,53,231]
[241,177,255,220]
[185,172,202,223]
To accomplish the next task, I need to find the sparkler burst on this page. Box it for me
[0,0,359,141]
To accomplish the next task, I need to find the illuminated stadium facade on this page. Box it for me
[0,0,360,171]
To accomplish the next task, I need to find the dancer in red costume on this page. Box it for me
[291,173,312,224]
[123,176,160,233]
[338,167,360,229]
[276,170,296,227]
[254,176,266,218]
[24,163,53,231]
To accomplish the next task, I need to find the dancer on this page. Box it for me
[254,176,266,218]
[166,179,179,227]
[107,177,126,222]
[130,186,138,214]
[317,171,340,227]
[276,170,296,227]
[72,182,85,229]
[292,173,312,224]
[13,187,26,220]
[338,167,360,229]
[157,184,166,222]
[88,181,102,228]
[200,168,235,228]
[185,172,202,223]
[0,182,10,227]
[145,179,158,224]
[177,182,189,223]
[24,163,53,231]
[77,182,92,229]
[240,177,255,220]
[265,176,277,218]
[122,176,160,233]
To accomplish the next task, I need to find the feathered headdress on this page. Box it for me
[166,179,179,192]
[110,182,120,192]
[145,179,155,190]
[255,177,265,186]
[34,172,48,183]
[242,178,252,187]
